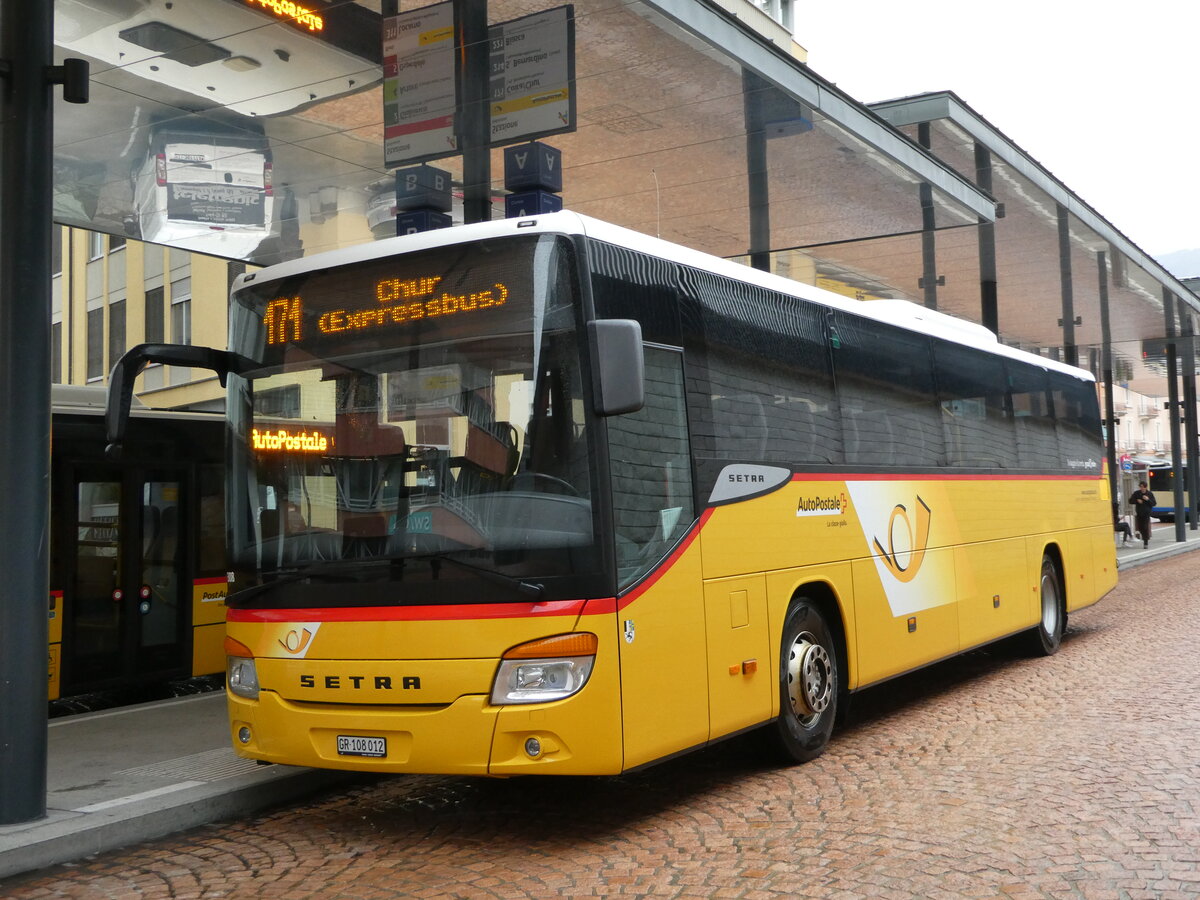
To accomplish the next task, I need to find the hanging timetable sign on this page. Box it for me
[382,3,575,168]
[488,5,575,147]
[382,1,457,166]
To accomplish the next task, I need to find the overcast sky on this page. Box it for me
[794,2,1200,260]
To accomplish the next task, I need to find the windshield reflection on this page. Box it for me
[235,323,593,575]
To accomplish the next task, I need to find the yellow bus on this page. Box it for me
[106,212,1117,773]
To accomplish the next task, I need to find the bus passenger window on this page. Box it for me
[932,341,1016,468]
[608,347,693,589]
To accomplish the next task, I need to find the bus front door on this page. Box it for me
[63,467,188,694]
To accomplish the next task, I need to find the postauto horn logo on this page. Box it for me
[872,496,932,584]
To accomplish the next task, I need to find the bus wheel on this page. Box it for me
[1024,554,1064,656]
[768,599,838,764]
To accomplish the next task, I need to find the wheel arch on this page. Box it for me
[787,580,850,697]
[1040,541,1067,607]
[1037,540,1069,635]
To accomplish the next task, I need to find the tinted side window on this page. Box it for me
[586,240,681,346]
[681,266,841,465]
[932,340,1017,468]
[608,347,694,590]
[831,312,943,467]
[1007,364,1059,469]
[1049,371,1104,467]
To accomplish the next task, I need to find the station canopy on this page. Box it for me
[50,0,1197,378]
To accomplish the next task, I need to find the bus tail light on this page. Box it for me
[225,635,260,700]
[491,633,598,706]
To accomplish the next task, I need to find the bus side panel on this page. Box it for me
[191,576,228,676]
[956,538,1034,649]
[618,545,708,771]
[1062,529,1095,612]
[192,624,225,677]
[48,590,63,701]
[1090,526,1119,605]
[852,547,959,688]
[702,573,771,739]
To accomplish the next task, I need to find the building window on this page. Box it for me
[145,286,164,343]
[109,234,125,252]
[254,385,301,418]
[171,277,191,345]
[86,307,104,381]
[171,296,191,346]
[87,230,104,260]
[51,321,62,384]
[51,227,62,276]
[750,0,793,30]
[170,279,192,386]
[108,299,126,373]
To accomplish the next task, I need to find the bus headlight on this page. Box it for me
[225,636,260,700]
[491,633,597,705]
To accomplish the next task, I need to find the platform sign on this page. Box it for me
[383,1,457,167]
[489,6,575,147]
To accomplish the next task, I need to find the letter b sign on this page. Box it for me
[394,164,452,213]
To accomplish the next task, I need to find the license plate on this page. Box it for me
[336,735,386,758]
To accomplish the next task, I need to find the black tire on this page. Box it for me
[765,599,838,764]
[1024,554,1065,656]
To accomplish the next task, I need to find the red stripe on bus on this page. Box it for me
[579,597,618,616]
[227,599,587,623]
[615,508,713,610]
[790,472,1100,482]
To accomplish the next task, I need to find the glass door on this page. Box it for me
[70,478,124,685]
[64,467,187,692]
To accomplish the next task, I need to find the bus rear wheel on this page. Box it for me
[1024,554,1064,656]
[766,599,838,764]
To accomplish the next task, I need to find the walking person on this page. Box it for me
[1129,480,1156,548]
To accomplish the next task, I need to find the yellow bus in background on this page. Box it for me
[107,212,1118,773]
[50,386,226,704]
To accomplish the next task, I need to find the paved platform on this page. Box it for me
[0,692,362,880]
[1113,518,1200,569]
[0,524,1196,882]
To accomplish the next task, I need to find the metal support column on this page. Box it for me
[974,142,998,335]
[1182,312,1200,529]
[1056,204,1078,367]
[1163,289,1186,540]
[456,0,491,224]
[742,70,771,273]
[917,123,938,310]
[0,0,53,824]
[1097,253,1118,522]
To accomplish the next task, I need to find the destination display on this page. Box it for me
[241,236,545,365]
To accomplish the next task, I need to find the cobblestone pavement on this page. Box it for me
[6,554,1200,899]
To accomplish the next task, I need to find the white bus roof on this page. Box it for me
[234,211,1094,384]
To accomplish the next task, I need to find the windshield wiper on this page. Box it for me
[420,553,545,600]
[227,559,394,607]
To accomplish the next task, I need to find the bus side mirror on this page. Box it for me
[588,319,644,416]
[105,343,255,458]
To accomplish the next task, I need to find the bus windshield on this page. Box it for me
[225,233,598,594]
